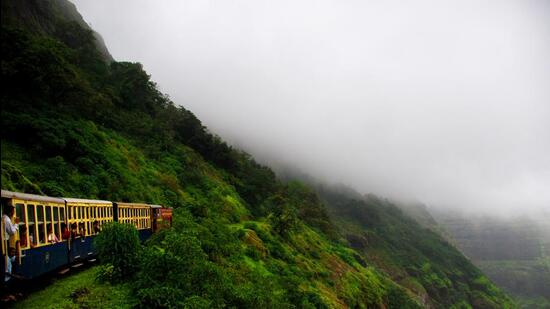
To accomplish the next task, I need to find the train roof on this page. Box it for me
[116,202,151,207]
[1,190,65,204]
[63,197,112,205]
[149,204,163,208]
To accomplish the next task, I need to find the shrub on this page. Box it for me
[94,222,141,282]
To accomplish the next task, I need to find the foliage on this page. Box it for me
[319,185,517,308]
[93,222,141,282]
[268,194,299,237]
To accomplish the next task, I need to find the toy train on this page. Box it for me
[1,190,172,282]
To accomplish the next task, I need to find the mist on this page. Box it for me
[72,0,550,214]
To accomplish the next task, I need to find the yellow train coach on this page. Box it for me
[1,190,172,281]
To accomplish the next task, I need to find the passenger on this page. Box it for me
[2,205,18,240]
[61,223,70,240]
[29,230,36,246]
[78,223,86,241]
[47,225,60,243]
[93,221,101,234]
[70,223,78,239]
[3,205,18,282]
[19,225,34,248]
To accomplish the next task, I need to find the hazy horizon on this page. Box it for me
[72,0,550,214]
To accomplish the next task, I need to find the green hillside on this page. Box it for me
[315,185,515,308]
[1,0,515,308]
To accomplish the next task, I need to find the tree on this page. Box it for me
[269,195,298,237]
[94,222,141,282]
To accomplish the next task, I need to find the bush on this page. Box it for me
[94,222,141,282]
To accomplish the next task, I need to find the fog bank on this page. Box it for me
[72,0,550,214]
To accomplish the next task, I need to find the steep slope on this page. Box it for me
[314,184,515,308]
[1,0,515,308]
[431,211,550,308]
[1,0,112,61]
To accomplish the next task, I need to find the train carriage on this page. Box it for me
[64,198,113,263]
[2,190,172,282]
[1,190,68,280]
[114,202,153,241]
[151,205,173,232]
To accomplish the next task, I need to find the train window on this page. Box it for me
[26,204,36,243]
[37,205,45,244]
[15,203,28,248]
[15,203,26,229]
[53,207,60,239]
[15,203,24,221]
[46,206,52,225]
[60,207,65,222]
[86,207,90,235]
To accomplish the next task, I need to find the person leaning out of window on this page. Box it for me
[3,205,18,282]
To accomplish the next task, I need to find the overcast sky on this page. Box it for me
[72,0,550,214]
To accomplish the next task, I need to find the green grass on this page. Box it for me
[12,267,136,309]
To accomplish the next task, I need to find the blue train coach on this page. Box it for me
[1,190,172,282]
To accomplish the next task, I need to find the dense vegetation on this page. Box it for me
[315,185,515,308]
[1,0,515,308]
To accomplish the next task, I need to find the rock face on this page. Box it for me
[1,0,113,62]
[432,210,550,303]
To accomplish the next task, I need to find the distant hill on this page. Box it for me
[1,0,516,307]
[431,210,550,308]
